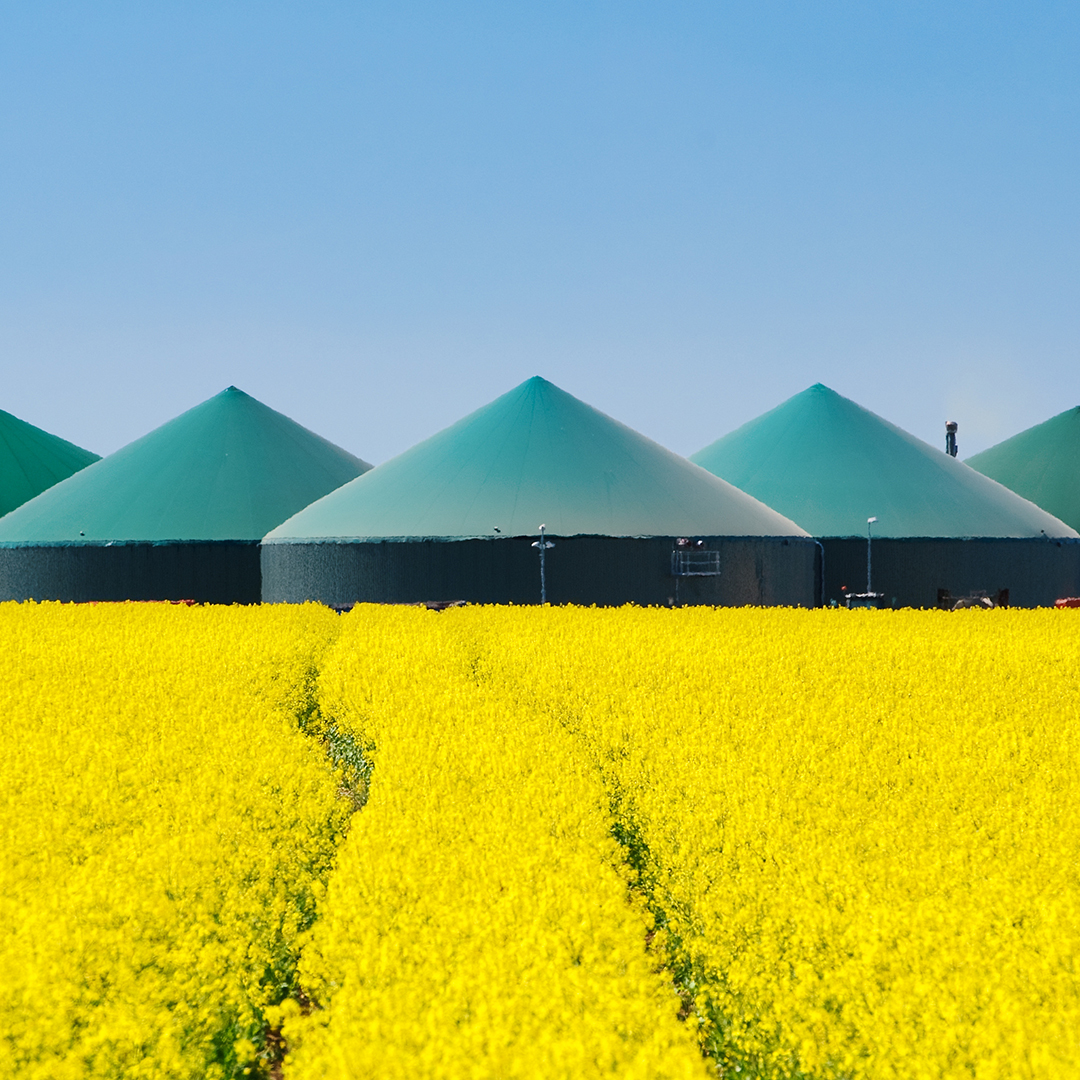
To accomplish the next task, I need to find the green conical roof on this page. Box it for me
[690,384,1077,539]
[0,410,100,518]
[0,387,371,544]
[266,377,807,541]
[965,408,1080,532]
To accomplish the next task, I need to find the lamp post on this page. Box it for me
[867,516,878,595]
[531,524,555,604]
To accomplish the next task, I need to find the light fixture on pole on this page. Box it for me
[867,516,878,595]
[531,524,555,604]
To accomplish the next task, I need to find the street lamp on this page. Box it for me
[531,524,555,604]
[867,516,878,595]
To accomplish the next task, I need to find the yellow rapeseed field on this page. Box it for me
[6,602,1079,1079]
[285,606,709,1080]
[0,601,348,1079]
[290,605,1080,1080]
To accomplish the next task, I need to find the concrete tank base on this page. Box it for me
[0,542,262,604]
[820,537,1080,608]
[261,535,819,608]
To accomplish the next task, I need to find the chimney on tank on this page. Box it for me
[945,421,958,458]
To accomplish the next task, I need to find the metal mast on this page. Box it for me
[531,524,555,604]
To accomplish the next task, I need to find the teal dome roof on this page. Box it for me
[266,377,808,541]
[0,409,99,518]
[690,384,1077,539]
[0,387,371,543]
[965,407,1080,533]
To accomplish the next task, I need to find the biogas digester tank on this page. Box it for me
[0,408,99,518]
[262,376,817,607]
[965,407,1080,534]
[691,384,1079,608]
[0,387,370,603]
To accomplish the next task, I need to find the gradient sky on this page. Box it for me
[3,2,1079,465]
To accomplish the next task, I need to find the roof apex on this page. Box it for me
[0,389,370,542]
[691,386,1077,539]
[267,377,808,541]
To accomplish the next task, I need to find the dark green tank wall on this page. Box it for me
[0,542,261,604]
[8,536,1068,608]
[820,537,1080,608]
[261,535,820,607]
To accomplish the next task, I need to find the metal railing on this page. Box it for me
[671,549,721,577]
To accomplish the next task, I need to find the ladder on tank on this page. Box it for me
[670,540,721,605]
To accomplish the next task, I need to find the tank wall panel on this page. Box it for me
[261,536,818,608]
[821,538,1080,608]
[0,543,262,604]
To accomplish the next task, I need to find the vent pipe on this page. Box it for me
[945,421,958,457]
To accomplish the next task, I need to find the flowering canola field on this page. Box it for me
[0,601,349,1079]
[294,605,1080,1079]
[5,602,1080,1079]
[287,607,708,1080]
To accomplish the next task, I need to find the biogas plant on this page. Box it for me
[2,379,1078,607]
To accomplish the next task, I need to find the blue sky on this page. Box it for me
[2,2,1078,463]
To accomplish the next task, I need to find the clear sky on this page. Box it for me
[2,2,1078,464]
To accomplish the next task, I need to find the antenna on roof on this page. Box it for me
[945,421,958,457]
[531,524,555,605]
